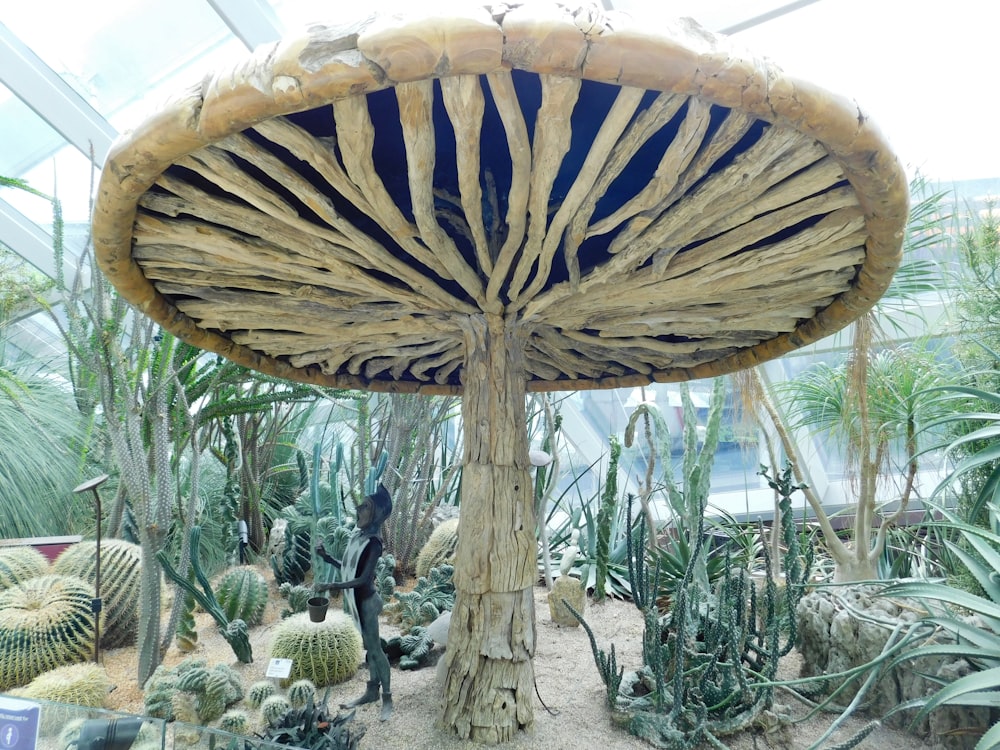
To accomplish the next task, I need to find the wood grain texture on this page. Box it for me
[94,1,907,395]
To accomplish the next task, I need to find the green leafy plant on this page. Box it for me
[882,502,1000,749]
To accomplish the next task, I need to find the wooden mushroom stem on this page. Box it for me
[442,312,536,742]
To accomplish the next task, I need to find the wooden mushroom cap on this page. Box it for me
[92,3,908,395]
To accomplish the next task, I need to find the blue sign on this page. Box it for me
[0,697,39,750]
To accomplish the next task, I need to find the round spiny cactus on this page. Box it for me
[215,566,268,626]
[260,695,292,728]
[0,574,97,690]
[218,709,250,736]
[0,547,48,591]
[11,663,110,707]
[11,663,111,734]
[53,539,141,647]
[287,679,316,709]
[415,519,459,579]
[247,680,276,709]
[269,612,362,688]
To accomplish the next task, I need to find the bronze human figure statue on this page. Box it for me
[315,482,393,720]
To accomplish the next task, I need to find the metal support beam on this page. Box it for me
[0,23,117,168]
[207,0,284,51]
[0,197,84,283]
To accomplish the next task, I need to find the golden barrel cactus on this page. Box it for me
[0,574,98,690]
[269,612,362,687]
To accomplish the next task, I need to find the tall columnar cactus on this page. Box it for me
[0,547,48,590]
[157,526,252,663]
[215,565,268,626]
[53,539,141,647]
[269,611,362,687]
[414,519,459,579]
[594,435,621,601]
[0,574,97,689]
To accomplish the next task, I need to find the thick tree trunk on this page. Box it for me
[440,313,536,743]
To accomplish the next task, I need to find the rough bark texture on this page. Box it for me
[441,314,536,742]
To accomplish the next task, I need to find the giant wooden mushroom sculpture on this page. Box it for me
[92,2,907,743]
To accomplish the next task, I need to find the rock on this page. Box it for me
[427,610,451,646]
[796,585,991,750]
[548,576,585,627]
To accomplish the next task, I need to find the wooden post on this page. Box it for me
[440,312,536,743]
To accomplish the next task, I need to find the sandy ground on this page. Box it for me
[100,569,923,750]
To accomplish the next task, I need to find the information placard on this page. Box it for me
[0,696,39,750]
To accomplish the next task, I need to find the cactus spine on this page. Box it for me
[53,539,141,647]
[268,611,362,687]
[0,574,97,689]
[287,679,316,709]
[215,565,268,626]
[594,436,621,601]
[247,680,276,709]
[414,519,459,579]
[10,663,110,708]
[260,695,292,727]
[0,547,48,590]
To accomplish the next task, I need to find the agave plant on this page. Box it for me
[882,502,1000,749]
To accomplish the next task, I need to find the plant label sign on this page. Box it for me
[266,658,293,679]
[0,697,39,750]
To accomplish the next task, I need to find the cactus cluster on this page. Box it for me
[247,680,276,709]
[414,519,458,579]
[269,611,362,687]
[0,547,48,591]
[0,574,97,690]
[215,565,268,626]
[143,658,243,723]
[53,539,141,647]
[392,563,455,633]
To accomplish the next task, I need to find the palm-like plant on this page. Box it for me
[735,175,957,582]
